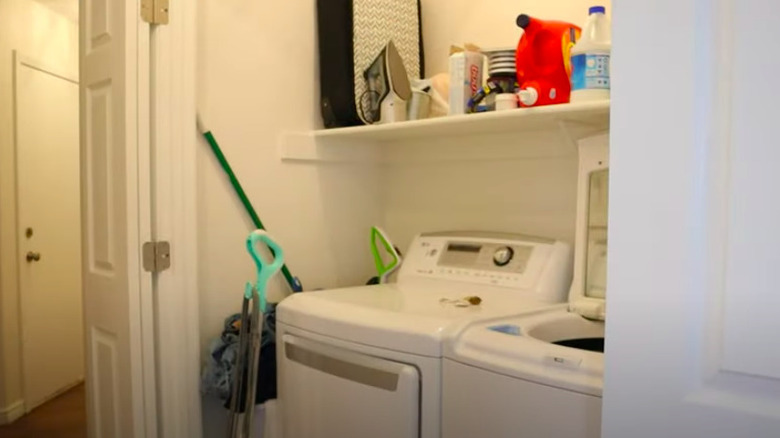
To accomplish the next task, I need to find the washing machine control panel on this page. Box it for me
[435,241,532,275]
[397,232,571,294]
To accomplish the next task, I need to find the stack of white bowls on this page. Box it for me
[484,47,517,77]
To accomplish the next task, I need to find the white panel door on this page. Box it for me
[14,54,83,412]
[604,0,780,436]
[80,0,153,437]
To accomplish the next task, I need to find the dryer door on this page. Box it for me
[280,333,420,438]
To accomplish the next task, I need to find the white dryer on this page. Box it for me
[276,231,573,438]
[442,136,609,438]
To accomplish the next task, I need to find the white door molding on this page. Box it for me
[148,0,201,436]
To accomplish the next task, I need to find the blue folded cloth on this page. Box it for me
[201,304,278,404]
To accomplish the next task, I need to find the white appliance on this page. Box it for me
[442,136,609,438]
[276,231,573,438]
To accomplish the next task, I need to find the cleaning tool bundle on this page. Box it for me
[228,230,284,438]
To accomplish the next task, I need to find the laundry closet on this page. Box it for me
[197,0,780,437]
[198,1,610,437]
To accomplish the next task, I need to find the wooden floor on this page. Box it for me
[0,384,86,438]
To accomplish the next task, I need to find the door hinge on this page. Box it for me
[143,241,171,273]
[141,0,169,25]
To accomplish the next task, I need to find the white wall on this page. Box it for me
[381,131,581,251]
[0,0,78,418]
[31,0,77,22]
[384,0,611,251]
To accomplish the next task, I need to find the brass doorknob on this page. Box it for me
[26,252,41,262]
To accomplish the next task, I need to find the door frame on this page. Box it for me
[147,0,202,436]
[12,50,82,414]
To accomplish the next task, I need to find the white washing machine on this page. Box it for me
[442,136,609,438]
[442,311,604,438]
[276,231,573,438]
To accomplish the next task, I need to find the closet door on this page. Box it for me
[80,0,154,436]
[604,0,780,437]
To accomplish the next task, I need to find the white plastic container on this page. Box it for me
[408,89,431,120]
[570,6,611,102]
[448,46,485,115]
[495,93,518,111]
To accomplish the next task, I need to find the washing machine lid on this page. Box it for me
[277,284,557,357]
[445,310,604,397]
[569,135,609,321]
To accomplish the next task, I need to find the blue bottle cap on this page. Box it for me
[589,6,606,14]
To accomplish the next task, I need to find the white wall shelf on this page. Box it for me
[280,100,609,161]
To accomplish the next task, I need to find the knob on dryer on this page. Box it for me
[493,246,514,266]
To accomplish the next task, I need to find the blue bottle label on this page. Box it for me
[571,54,610,91]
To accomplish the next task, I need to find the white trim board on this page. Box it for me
[14,51,78,85]
[24,379,84,414]
[135,7,157,437]
[0,399,25,425]
[148,0,201,436]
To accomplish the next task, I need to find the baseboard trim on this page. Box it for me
[0,399,25,425]
[25,378,85,412]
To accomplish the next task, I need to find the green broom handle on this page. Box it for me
[201,128,303,293]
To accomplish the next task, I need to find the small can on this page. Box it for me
[408,90,431,120]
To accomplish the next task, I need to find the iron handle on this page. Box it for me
[26,251,41,262]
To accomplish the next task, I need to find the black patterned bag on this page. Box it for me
[316,0,424,127]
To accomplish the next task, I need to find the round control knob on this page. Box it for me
[493,246,514,267]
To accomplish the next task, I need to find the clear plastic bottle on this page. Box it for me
[570,6,611,102]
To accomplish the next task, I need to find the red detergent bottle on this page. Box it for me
[515,14,581,107]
